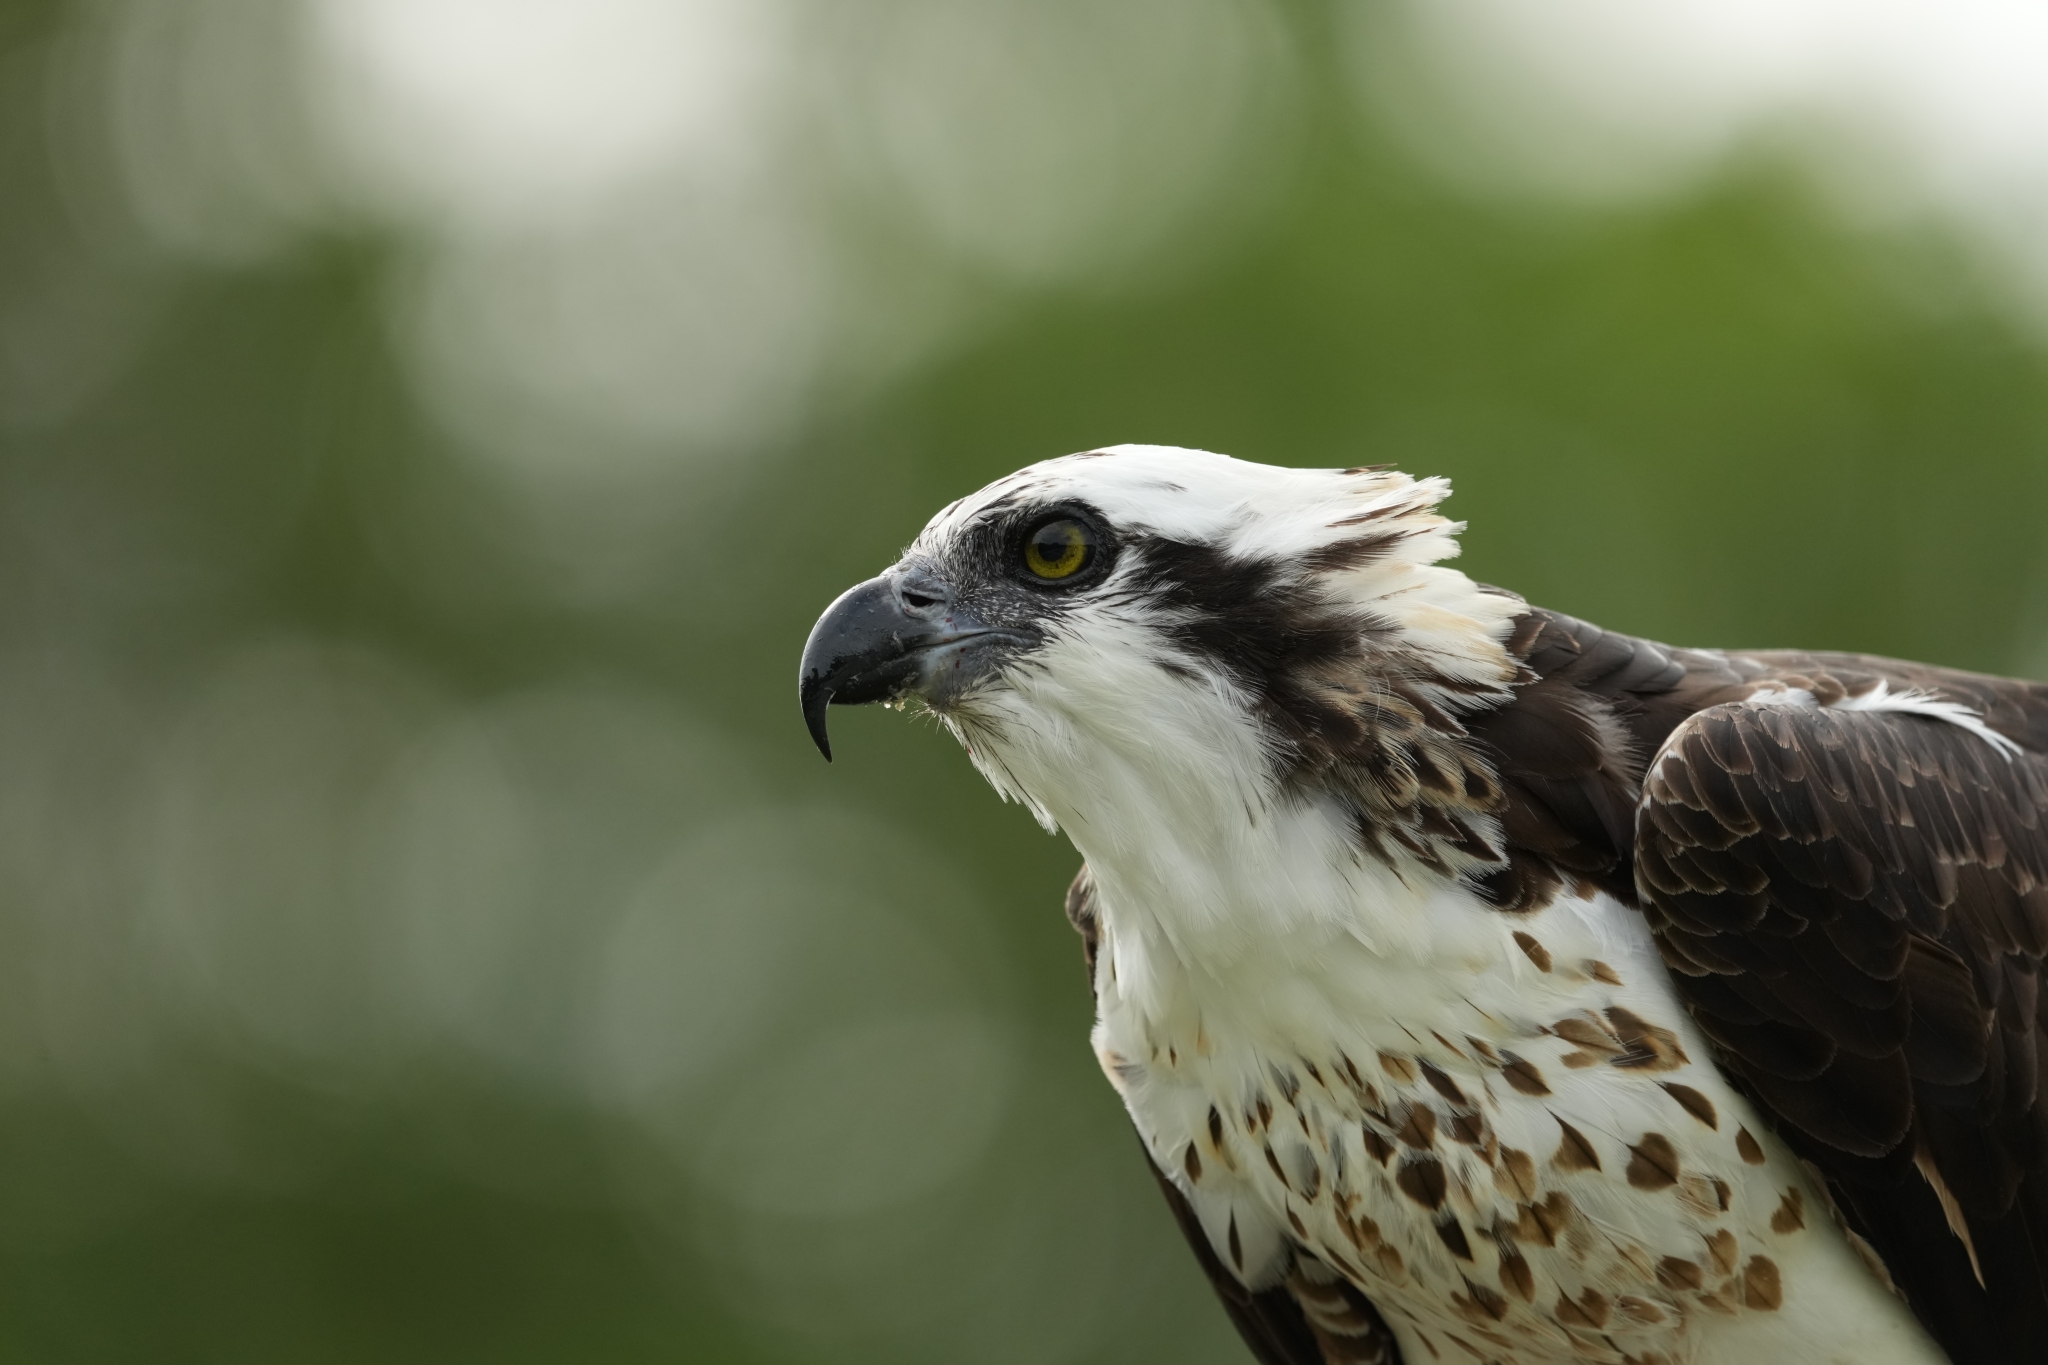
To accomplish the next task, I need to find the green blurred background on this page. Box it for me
[2,0,2046,1360]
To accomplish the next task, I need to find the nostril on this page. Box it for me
[901,590,941,610]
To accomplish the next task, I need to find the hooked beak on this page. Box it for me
[797,571,1011,760]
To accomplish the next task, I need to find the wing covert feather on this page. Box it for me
[1634,702,2048,1364]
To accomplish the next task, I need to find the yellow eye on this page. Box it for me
[1022,518,1096,581]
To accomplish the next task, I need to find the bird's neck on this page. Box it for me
[952,653,1514,1035]
[1079,786,1515,1041]
[943,578,1537,1040]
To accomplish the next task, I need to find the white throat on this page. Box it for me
[947,606,1526,1060]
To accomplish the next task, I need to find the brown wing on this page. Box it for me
[1066,867,1404,1365]
[1634,701,2048,1363]
[1474,605,2048,912]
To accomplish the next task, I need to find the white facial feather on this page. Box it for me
[917,444,1455,564]
[923,444,1522,956]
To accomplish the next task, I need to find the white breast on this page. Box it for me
[1091,883,1945,1365]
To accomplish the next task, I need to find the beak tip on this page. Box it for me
[800,678,834,762]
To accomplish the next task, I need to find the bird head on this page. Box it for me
[799,445,1528,885]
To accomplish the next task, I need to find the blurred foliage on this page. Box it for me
[2,0,2047,1362]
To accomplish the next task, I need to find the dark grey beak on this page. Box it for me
[799,570,1022,760]
[798,576,932,761]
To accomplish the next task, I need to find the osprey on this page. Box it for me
[796,446,2048,1365]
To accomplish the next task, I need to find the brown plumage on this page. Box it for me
[1073,608,2048,1365]
[802,449,2048,1364]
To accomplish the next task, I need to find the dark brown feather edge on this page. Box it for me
[1069,866,1404,1365]
[1630,698,2048,1364]
[1467,609,2048,1364]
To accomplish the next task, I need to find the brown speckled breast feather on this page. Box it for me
[1475,609,2048,1364]
[1068,866,1406,1365]
[1070,606,2048,1365]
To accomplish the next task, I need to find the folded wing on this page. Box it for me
[1635,699,2048,1363]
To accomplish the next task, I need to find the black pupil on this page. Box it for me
[1028,520,1090,576]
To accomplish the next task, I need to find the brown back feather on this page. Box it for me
[1486,608,2048,1364]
